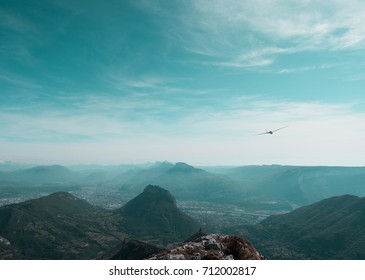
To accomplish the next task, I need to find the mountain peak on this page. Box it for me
[122,185,176,215]
[119,185,200,245]
[167,162,203,174]
[141,184,176,204]
[144,184,171,195]
[22,191,102,216]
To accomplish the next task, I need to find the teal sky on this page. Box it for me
[1,0,365,166]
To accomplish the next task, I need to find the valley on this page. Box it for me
[177,201,271,232]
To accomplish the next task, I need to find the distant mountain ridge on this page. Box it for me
[0,165,76,183]
[166,162,205,174]
[0,161,36,172]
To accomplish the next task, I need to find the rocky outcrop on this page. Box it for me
[149,234,266,260]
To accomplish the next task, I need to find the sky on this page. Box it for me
[1,0,365,166]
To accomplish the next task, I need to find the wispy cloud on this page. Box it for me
[137,0,365,70]
[191,0,365,49]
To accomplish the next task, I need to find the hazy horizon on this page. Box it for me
[1,0,365,167]
[1,159,365,168]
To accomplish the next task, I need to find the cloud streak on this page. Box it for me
[138,0,365,70]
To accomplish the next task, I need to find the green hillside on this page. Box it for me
[242,195,365,259]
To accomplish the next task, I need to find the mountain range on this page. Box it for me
[2,162,365,211]
[1,184,364,259]
[1,161,365,260]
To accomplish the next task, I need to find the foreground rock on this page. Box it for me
[149,234,266,260]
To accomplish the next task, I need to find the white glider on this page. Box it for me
[254,126,289,135]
